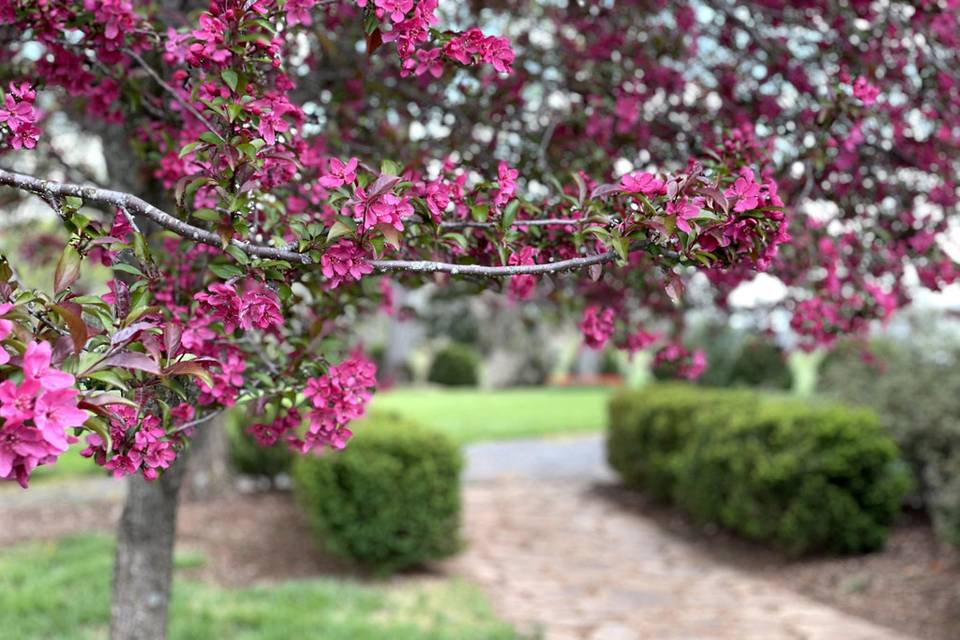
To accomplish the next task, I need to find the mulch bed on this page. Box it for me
[596,484,960,640]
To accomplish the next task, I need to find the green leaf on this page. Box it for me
[54,246,82,294]
[209,263,245,279]
[501,200,520,230]
[112,263,144,277]
[380,159,402,176]
[327,221,354,242]
[199,131,223,145]
[221,69,239,93]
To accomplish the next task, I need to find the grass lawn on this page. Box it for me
[22,385,614,484]
[0,535,518,640]
[371,386,613,444]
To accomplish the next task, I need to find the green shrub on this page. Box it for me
[293,412,463,574]
[607,384,910,553]
[726,338,793,390]
[226,410,294,478]
[819,339,960,546]
[427,344,480,387]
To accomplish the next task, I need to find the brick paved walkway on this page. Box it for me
[454,440,913,640]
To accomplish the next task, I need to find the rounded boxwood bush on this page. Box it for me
[226,410,294,479]
[607,384,911,554]
[427,344,479,387]
[292,412,463,574]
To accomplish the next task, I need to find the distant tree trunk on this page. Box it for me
[182,415,233,502]
[109,455,188,640]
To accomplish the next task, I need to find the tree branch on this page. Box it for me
[0,168,633,277]
[123,48,225,142]
[370,248,624,276]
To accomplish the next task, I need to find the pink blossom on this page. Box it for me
[0,302,11,366]
[194,282,242,333]
[620,172,664,196]
[494,161,519,209]
[285,0,318,26]
[375,0,413,23]
[239,284,283,331]
[319,157,359,189]
[22,341,74,391]
[579,306,616,349]
[666,198,699,233]
[0,424,50,487]
[622,326,660,355]
[508,246,538,301]
[726,168,762,213]
[852,76,879,106]
[0,378,40,426]
[32,388,88,449]
[248,409,301,446]
[321,241,373,288]
[653,344,707,381]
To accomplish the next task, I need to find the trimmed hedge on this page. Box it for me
[226,410,294,479]
[293,412,463,574]
[427,344,480,387]
[819,340,960,546]
[607,384,911,554]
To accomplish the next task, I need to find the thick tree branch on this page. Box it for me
[0,168,632,277]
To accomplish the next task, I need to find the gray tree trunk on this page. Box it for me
[182,415,233,502]
[109,455,188,640]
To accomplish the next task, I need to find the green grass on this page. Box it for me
[0,535,518,640]
[27,446,102,483]
[24,386,613,484]
[371,386,612,444]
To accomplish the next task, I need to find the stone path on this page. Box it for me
[455,436,914,640]
[0,435,919,639]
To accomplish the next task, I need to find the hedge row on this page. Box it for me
[607,384,911,553]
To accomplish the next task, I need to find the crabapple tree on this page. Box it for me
[0,1,957,639]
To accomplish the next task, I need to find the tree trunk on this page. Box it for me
[182,415,233,502]
[109,456,189,640]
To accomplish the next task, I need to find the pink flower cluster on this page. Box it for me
[653,344,707,381]
[194,281,283,333]
[354,187,414,231]
[321,240,373,288]
[0,340,88,488]
[621,326,660,355]
[294,354,377,452]
[248,409,302,446]
[285,0,319,26]
[852,76,879,106]
[444,28,515,75]
[80,406,179,480]
[508,246,538,301]
[579,306,616,349]
[0,82,40,151]
[494,161,519,209]
[372,0,438,59]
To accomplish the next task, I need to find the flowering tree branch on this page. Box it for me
[0,167,629,276]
